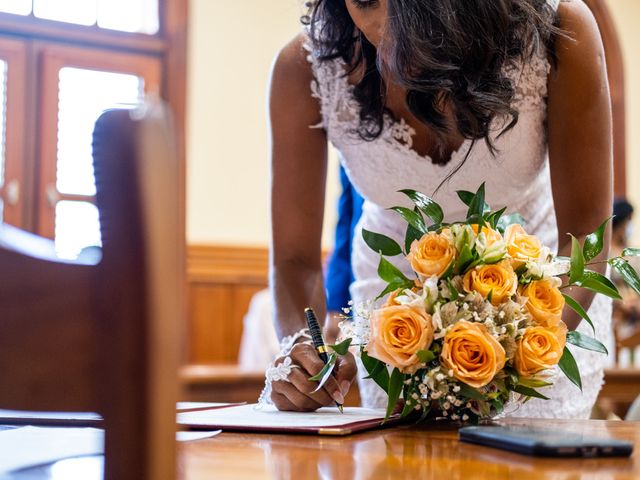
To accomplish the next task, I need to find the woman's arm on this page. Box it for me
[269,33,356,410]
[547,0,613,330]
[270,33,328,339]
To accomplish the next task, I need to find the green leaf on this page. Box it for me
[491,398,505,414]
[496,213,526,233]
[329,338,352,356]
[513,385,550,400]
[385,368,405,420]
[567,331,608,355]
[517,377,553,389]
[559,346,582,391]
[467,183,487,220]
[575,275,622,300]
[404,223,423,254]
[485,206,507,229]
[361,349,389,394]
[562,294,595,333]
[401,397,415,418]
[375,281,405,301]
[362,229,403,257]
[457,190,475,207]
[399,189,444,225]
[583,217,612,262]
[568,234,585,283]
[455,244,474,273]
[466,214,486,227]
[416,350,435,363]
[457,382,484,401]
[377,256,411,284]
[622,247,640,257]
[584,270,619,295]
[609,257,640,295]
[308,352,337,388]
[390,206,427,234]
[362,357,386,381]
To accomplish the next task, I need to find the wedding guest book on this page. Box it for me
[177,404,396,436]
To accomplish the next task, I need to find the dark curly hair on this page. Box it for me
[303,0,563,164]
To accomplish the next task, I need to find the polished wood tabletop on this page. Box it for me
[179,418,640,480]
[5,418,640,479]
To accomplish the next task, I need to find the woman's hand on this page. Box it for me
[270,342,357,412]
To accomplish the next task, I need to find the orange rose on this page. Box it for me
[462,260,518,305]
[407,231,455,278]
[504,224,543,267]
[471,224,504,247]
[520,279,565,327]
[441,320,506,388]
[366,305,434,374]
[514,323,568,377]
[385,288,402,307]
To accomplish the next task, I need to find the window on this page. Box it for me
[0,0,186,259]
[0,0,31,16]
[1,0,160,34]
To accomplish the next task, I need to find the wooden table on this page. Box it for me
[7,418,639,479]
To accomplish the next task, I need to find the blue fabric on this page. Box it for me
[325,165,364,311]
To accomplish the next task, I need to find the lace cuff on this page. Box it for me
[257,327,312,406]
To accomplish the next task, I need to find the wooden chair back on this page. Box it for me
[0,102,184,480]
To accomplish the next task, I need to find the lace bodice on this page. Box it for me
[304,0,613,419]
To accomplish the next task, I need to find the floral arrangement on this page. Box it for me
[321,184,640,422]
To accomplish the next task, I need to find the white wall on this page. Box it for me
[186,0,640,247]
[607,0,640,245]
[186,0,340,248]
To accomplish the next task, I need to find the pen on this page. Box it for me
[304,307,344,413]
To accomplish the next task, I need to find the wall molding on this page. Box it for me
[186,244,269,364]
[187,244,269,284]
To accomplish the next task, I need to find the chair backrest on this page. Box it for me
[0,101,184,480]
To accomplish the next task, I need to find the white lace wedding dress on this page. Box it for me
[305,1,613,419]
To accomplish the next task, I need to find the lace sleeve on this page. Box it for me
[302,37,342,131]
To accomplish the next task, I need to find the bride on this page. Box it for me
[267,0,613,419]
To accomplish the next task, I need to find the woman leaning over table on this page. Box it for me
[265,0,613,418]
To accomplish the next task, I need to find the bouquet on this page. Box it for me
[319,184,640,422]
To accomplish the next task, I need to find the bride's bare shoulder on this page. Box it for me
[270,32,315,89]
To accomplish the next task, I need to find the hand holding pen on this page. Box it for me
[268,309,357,412]
[305,307,344,412]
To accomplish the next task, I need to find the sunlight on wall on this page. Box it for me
[186,0,341,248]
[607,0,640,246]
[186,0,640,248]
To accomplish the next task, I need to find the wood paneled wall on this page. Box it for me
[187,245,268,364]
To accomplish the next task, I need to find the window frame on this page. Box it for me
[0,0,187,239]
[37,43,162,238]
[0,37,27,227]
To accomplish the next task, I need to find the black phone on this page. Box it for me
[459,425,634,458]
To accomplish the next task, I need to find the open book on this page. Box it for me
[0,404,396,436]
[178,404,396,436]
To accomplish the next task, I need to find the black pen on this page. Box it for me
[304,307,344,413]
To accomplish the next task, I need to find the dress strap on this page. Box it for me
[547,0,560,11]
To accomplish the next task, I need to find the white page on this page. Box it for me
[0,426,104,474]
[0,409,101,422]
[176,430,221,442]
[0,426,221,474]
[0,403,231,422]
[178,404,386,429]
[176,402,231,411]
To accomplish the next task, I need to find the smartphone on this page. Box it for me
[459,425,634,458]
